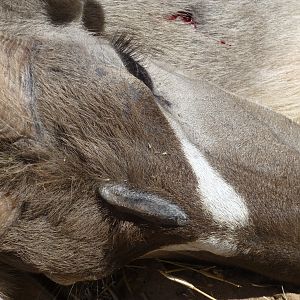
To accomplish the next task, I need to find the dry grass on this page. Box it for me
[43,259,300,300]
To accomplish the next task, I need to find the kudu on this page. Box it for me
[0,0,299,299]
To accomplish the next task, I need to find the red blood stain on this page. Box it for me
[167,11,198,28]
[167,11,232,47]
[219,39,232,47]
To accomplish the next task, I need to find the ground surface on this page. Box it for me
[116,261,300,300]
[48,260,300,300]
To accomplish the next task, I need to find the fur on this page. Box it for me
[101,0,300,122]
[0,0,200,286]
[0,1,299,297]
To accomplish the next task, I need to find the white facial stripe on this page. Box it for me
[163,112,249,229]
[181,139,249,229]
[150,114,249,257]
[160,236,237,257]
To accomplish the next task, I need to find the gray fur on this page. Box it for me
[101,0,300,122]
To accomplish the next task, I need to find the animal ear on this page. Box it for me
[99,184,189,227]
[0,35,37,143]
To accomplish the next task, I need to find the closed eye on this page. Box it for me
[112,35,153,91]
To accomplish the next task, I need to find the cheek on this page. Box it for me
[0,195,19,235]
[2,205,113,282]
[61,201,110,239]
[95,67,108,77]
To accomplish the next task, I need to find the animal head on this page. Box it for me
[0,0,202,285]
[0,0,299,287]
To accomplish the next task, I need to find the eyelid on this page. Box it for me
[111,35,153,90]
[121,52,153,90]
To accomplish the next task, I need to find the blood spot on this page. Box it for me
[167,10,233,47]
[167,10,198,28]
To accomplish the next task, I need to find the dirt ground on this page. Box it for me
[117,261,300,300]
[46,259,300,300]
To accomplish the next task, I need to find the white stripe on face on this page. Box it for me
[156,114,250,256]
[181,139,249,229]
[148,62,249,229]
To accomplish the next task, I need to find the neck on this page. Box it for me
[146,61,300,284]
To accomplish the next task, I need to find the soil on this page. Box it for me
[117,260,300,300]
[46,259,300,300]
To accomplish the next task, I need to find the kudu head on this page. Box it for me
[0,1,201,285]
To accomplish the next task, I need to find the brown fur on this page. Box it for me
[0,0,199,287]
[147,64,300,284]
[0,262,53,300]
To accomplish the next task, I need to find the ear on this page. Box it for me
[0,34,37,142]
[99,184,189,227]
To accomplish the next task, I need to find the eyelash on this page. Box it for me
[112,34,153,91]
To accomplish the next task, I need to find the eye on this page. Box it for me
[112,35,153,91]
